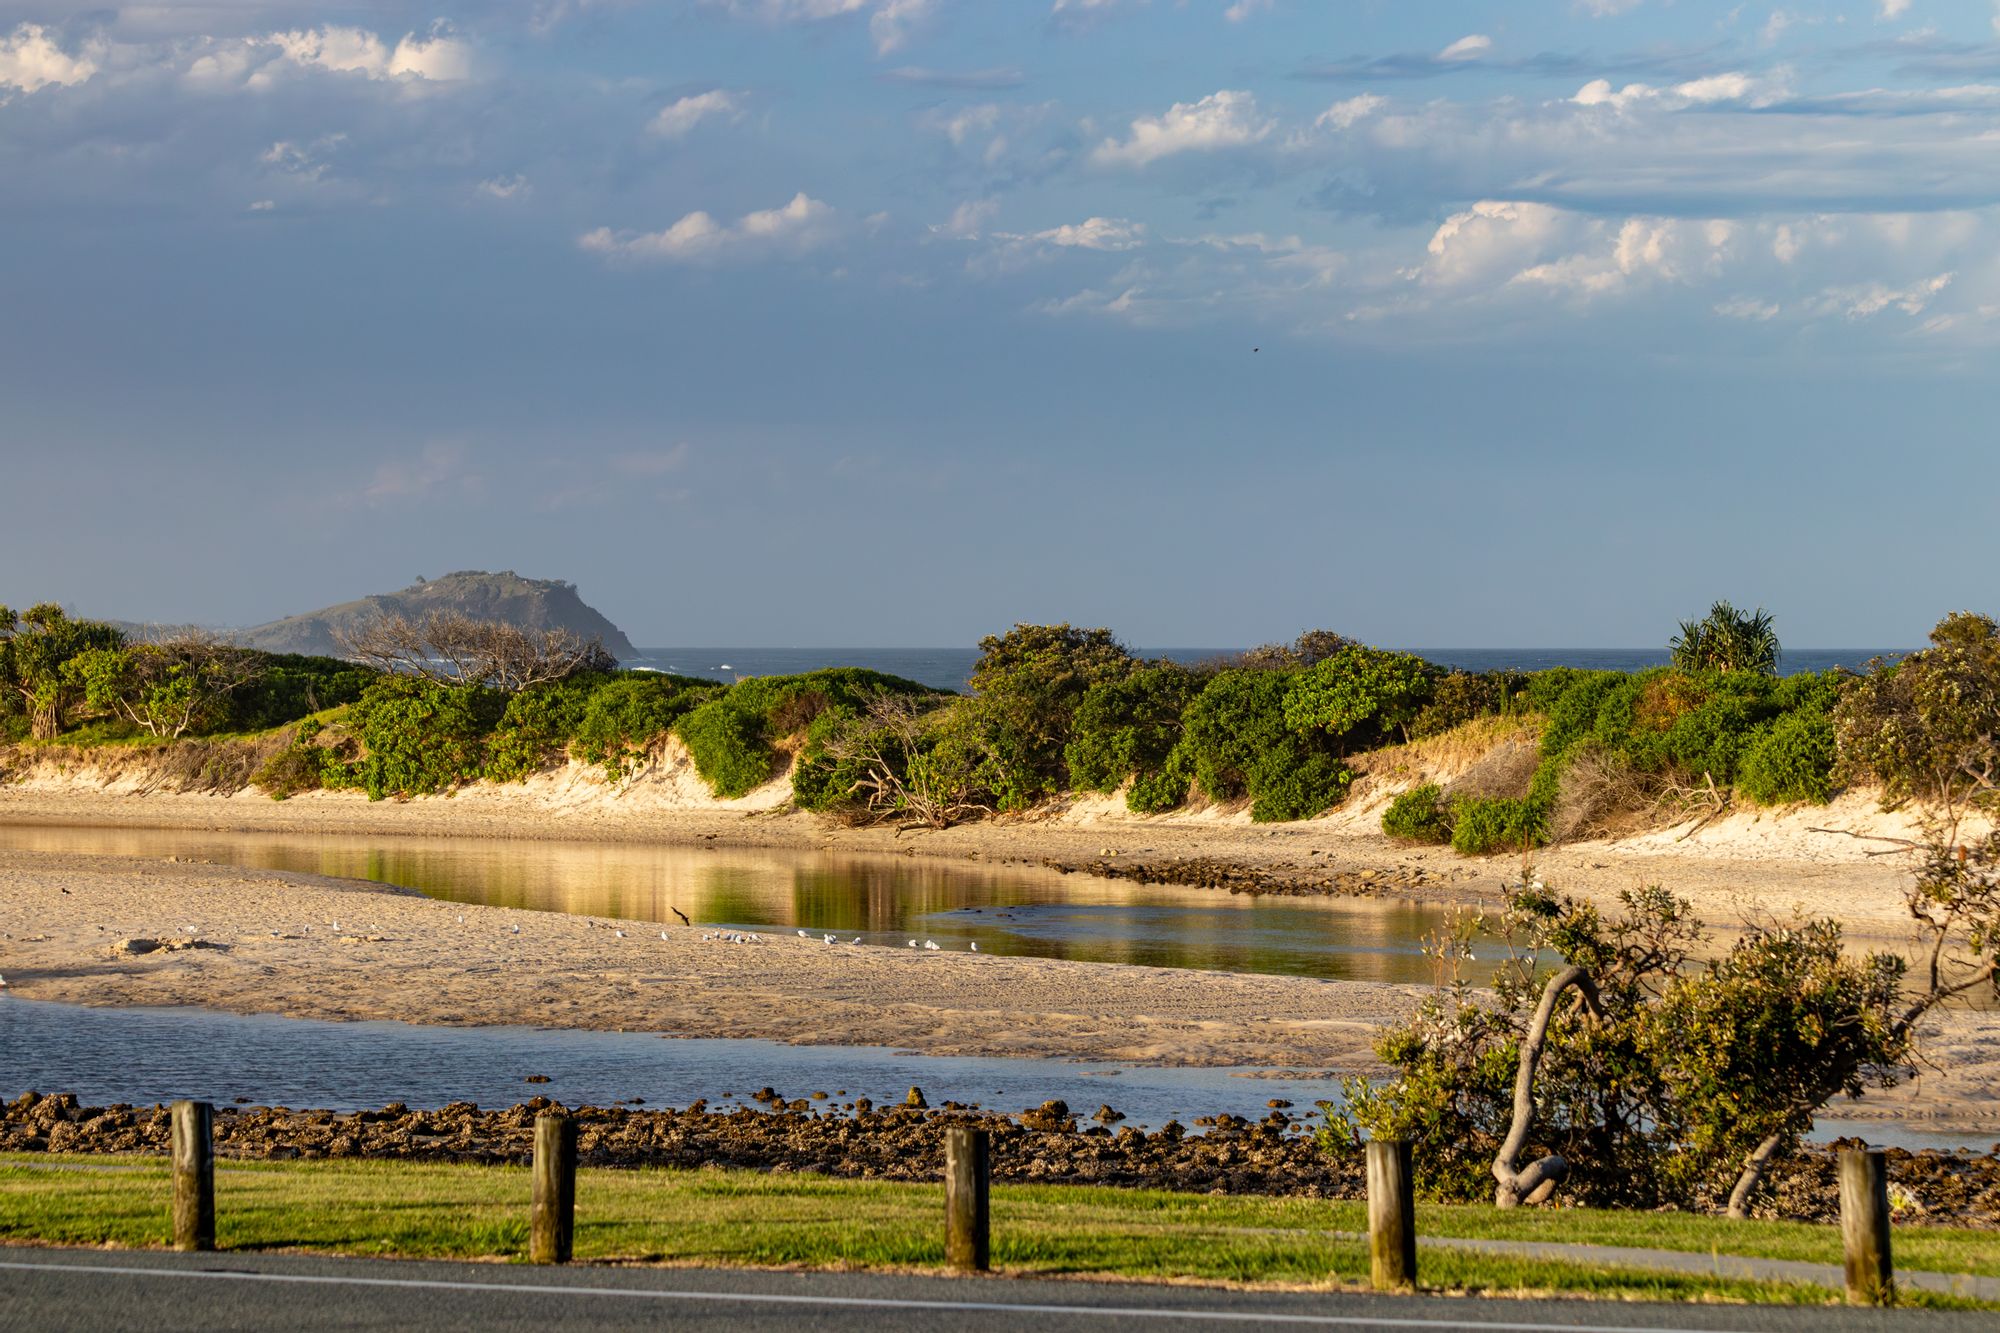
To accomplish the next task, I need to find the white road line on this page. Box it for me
[0,1259,1747,1331]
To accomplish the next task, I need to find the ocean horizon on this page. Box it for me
[627,647,1911,693]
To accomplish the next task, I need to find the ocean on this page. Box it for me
[629,647,1909,693]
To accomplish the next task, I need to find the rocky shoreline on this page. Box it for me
[7,1091,1999,1227]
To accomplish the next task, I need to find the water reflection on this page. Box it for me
[0,823,1496,985]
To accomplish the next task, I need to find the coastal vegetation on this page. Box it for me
[4,601,1994,855]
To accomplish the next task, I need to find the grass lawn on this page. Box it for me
[1,1155,1991,1309]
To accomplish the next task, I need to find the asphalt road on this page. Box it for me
[0,1250,1987,1333]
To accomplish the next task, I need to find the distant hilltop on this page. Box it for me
[211,571,637,660]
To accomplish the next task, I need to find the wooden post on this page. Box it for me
[170,1100,215,1253]
[1839,1147,1893,1306]
[530,1112,577,1265]
[1366,1138,1416,1291]
[944,1124,990,1273]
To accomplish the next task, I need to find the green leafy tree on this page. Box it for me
[960,624,1137,810]
[1282,646,1435,749]
[1837,611,2000,819]
[1064,662,1202,813]
[1174,669,1351,821]
[65,637,265,739]
[347,676,503,799]
[0,604,126,739]
[1669,601,1781,675]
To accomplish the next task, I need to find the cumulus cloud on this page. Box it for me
[579,192,838,263]
[1438,34,1492,62]
[1025,216,1145,249]
[1812,271,1953,318]
[0,23,98,93]
[1224,0,1274,21]
[1313,93,1385,132]
[1571,70,1787,110]
[477,174,531,199]
[650,89,744,138]
[1091,89,1272,167]
[267,23,472,82]
[1879,0,1911,16]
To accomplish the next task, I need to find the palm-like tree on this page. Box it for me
[1669,601,1781,675]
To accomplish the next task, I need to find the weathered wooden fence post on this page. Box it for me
[170,1100,215,1253]
[530,1112,577,1265]
[1839,1147,1893,1306]
[944,1124,991,1273]
[1366,1138,1416,1291]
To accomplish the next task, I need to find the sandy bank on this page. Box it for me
[0,849,1409,1072]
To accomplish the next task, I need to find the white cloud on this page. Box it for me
[580,192,838,263]
[0,23,98,93]
[1878,0,1911,16]
[1029,217,1145,250]
[362,442,481,505]
[1315,94,1385,132]
[650,89,744,138]
[1438,34,1491,62]
[477,174,531,200]
[867,0,932,54]
[1224,0,1274,21]
[247,199,276,212]
[1572,70,1786,110]
[255,23,472,83]
[1091,89,1273,167]
[1576,0,1643,13]
[1813,271,1953,318]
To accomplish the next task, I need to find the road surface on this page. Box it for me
[0,1248,1984,1332]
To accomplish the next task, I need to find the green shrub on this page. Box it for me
[249,720,355,799]
[575,674,719,779]
[1737,709,1836,805]
[1382,784,1452,843]
[675,697,774,797]
[1282,646,1435,750]
[225,655,376,732]
[347,677,502,799]
[484,677,595,783]
[1449,794,1544,855]
[684,669,932,800]
[1409,672,1514,740]
[1174,670,1350,822]
[1064,663,1201,812]
[962,624,1136,810]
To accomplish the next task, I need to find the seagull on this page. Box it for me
[660,931,671,941]
[456,915,464,924]
[510,924,521,935]
[822,933,836,945]
[969,942,979,952]
[850,936,862,945]
[923,940,940,951]
[614,930,626,938]
[671,908,691,927]
[907,940,917,948]
[0,972,8,988]
[331,922,341,934]
[798,930,809,938]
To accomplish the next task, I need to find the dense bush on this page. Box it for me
[250,719,355,799]
[1382,784,1451,843]
[1409,671,1517,740]
[1174,670,1350,822]
[1064,663,1202,813]
[681,669,933,800]
[1320,884,1908,1211]
[956,624,1137,811]
[1281,646,1434,750]
[346,676,504,799]
[484,677,596,783]
[226,655,374,731]
[1737,709,1836,805]
[1837,611,2000,813]
[573,674,719,779]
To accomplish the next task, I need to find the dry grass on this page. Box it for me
[0,731,291,796]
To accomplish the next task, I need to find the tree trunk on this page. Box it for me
[1726,1131,1786,1219]
[30,701,59,741]
[1493,963,1598,1208]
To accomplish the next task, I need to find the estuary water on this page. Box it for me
[0,823,1490,986]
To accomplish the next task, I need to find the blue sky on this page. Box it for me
[2,0,1995,648]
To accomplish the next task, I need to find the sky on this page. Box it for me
[2,0,1996,649]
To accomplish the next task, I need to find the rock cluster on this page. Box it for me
[1045,857,1432,898]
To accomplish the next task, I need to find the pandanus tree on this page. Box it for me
[1670,601,1781,675]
